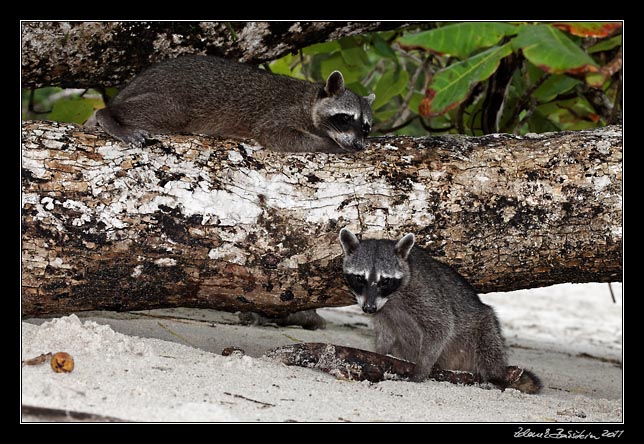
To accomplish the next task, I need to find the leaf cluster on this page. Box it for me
[274,21,622,136]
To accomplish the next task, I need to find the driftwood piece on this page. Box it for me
[21,21,411,89]
[21,405,126,422]
[265,342,540,394]
[21,122,622,317]
[266,342,416,382]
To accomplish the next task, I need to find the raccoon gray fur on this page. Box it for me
[339,228,542,394]
[91,55,375,153]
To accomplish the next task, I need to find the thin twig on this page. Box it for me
[378,116,418,134]
[515,96,539,133]
[391,55,431,128]
[27,88,52,115]
[608,282,616,303]
[456,101,466,134]
[507,73,550,134]
[417,117,454,133]
[223,392,275,407]
[609,74,622,125]
[22,352,52,366]
[363,59,386,86]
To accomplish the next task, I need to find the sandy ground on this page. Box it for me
[21,282,622,423]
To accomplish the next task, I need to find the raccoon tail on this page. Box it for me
[509,368,543,394]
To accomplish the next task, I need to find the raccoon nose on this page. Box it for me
[362,303,377,314]
[352,139,365,151]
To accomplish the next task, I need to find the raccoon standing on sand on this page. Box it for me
[91,55,375,153]
[339,228,542,394]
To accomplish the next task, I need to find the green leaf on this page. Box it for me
[512,24,599,74]
[319,53,363,84]
[340,44,370,69]
[525,61,546,84]
[552,22,622,38]
[346,81,369,96]
[526,110,562,133]
[303,40,341,55]
[534,75,580,102]
[588,35,622,54]
[537,97,600,130]
[269,54,304,78]
[424,43,512,116]
[371,33,398,59]
[48,96,96,124]
[398,22,517,58]
[104,87,120,101]
[407,92,426,115]
[374,107,399,124]
[372,68,409,111]
[585,72,608,88]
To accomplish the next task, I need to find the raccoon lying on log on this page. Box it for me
[90,55,375,153]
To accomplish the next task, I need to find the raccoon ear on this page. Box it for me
[325,71,345,97]
[364,93,376,106]
[339,228,360,256]
[395,233,415,260]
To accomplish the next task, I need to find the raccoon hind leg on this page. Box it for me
[96,93,189,147]
[474,310,509,388]
[95,107,150,147]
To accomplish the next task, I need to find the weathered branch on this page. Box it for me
[21,405,125,422]
[21,121,622,317]
[265,342,541,394]
[21,21,411,89]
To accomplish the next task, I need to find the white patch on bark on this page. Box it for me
[164,181,262,226]
[590,175,611,192]
[22,157,48,179]
[227,151,244,163]
[502,206,516,223]
[48,257,66,268]
[237,22,292,60]
[596,140,611,155]
[154,258,177,267]
[41,197,55,210]
[208,246,247,265]
[131,265,143,278]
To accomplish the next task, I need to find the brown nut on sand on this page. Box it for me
[50,352,74,373]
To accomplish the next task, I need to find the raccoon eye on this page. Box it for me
[377,277,402,295]
[333,113,354,125]
[362,122,371,135]
[344,274,366,289]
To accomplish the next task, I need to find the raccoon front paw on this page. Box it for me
[119,129,150,148]
[410,362,441,382]
[410,373,428,383]
[410,368,432,382]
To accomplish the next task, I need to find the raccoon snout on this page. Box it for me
[362,303,378,314]
[352,139,365,151]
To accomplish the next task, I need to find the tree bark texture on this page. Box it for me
[21,122,622,317]
[21,21,410,89]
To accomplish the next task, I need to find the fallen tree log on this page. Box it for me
[21,21,411,89]
[264,342,540,394]
[21,121,622,317]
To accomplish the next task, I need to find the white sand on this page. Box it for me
[21,282,622,422]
